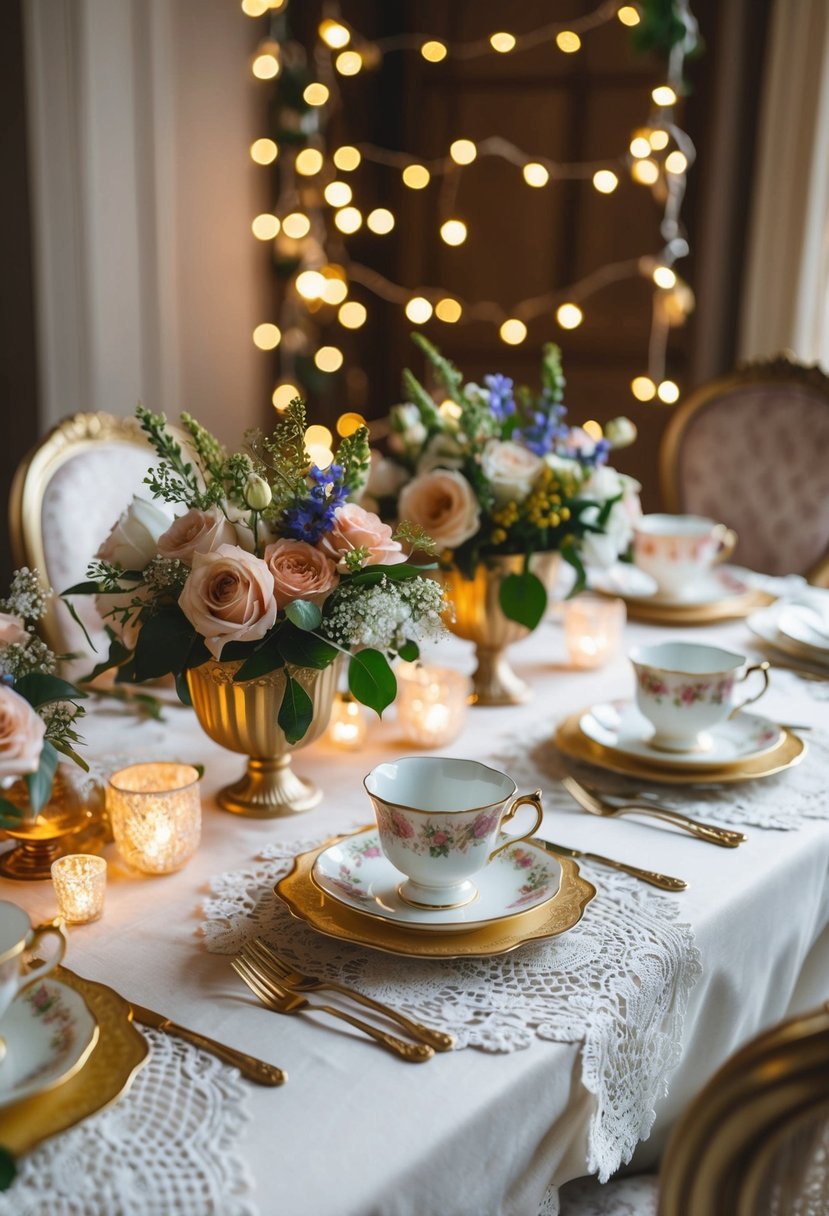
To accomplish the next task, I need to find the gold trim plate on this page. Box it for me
[0,966,149,1156]
[555,711,806,785]
[615,586,774,626]
[276,830,596,959]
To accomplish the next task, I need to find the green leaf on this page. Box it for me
[133,609,197,682]
[25,740,59,815]
[285,599,322,631]
[0,1146,16,1190]
[14,673,87,708]
[175,672,193,706]
[52,740,90,772]
[233,636,285,682]
[345,563,430,587]
[0,798,26,829]
[277,623,338,669]
[397,640,420,662]
[348,648,397,717]
[61,580,108,596]
[499,571,547,630]
[277,674,313,744]
[561,541,587,597]
[61,596,98,652]
[82,633,133,683]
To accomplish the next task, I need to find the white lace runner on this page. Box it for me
[492,725,829,831]
[0,1028,255,1216]
[201,837,702,1182]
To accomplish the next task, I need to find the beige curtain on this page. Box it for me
[739,0,829,368]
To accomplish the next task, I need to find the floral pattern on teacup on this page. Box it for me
[636,669,734,707]
[25,982,76,1072]
[325,863,373,905]
[505,847,554,908]
[375,804,500,859]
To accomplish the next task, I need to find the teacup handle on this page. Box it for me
[488,790,544,863]
[729,661,771,717]
[21,920,66,993]
[712,525,738,565]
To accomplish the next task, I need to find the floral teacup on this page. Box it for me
[363,757,543,909]
[630,641,770,753]
[633,514,737,599]
[0,902,66,1061]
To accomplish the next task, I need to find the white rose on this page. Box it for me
[605,417,637,449]
[416,433,466,475]
[582,465,623,503]
[579,498,637,569]
[97,495,172,570]
[366,454,411,499]
[544,453,585,482]
[481,440,543,507]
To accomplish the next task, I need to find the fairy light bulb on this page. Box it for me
[500,318,527,345]
[490,32,516,53]
[440,219,467,246]
[295,270,326,300]
[333,145,361,171]
[556,303,583,330]
[421,40,447,62]
[450,139,477,165]
[523,162,550,187]
[593,170,619,194]
[556,31,581,53]
[251,214,280,240]
[319,19,350,49]
[617,5,641,26]
[252,44,280,79]
[314,346,344,374]
[324,181,353,207]
[402,164,430,189]
[253,323,281,350]
[272,383,300,410]
[303,82,329,107]
[334,206,362,234]
[582,420,604,441]
[338,301,367,329]
[295,148,323,175]
[307,443,334,469]
[629,135,651,159]
[649,129,669,151]
[336,412,366,436]
[241,0,268,15]
[665,150,688,175]
[658,379,680,404]
[367,208,395,234]
[435,298,462,323]
[405,297,433,324]
[321,276,348,305]
[653,266,677,289]
[250,138,278,165]
[631,159,659,185]
[631,376,656,402]
[336,50,362,76]
[305,425,333,448]
[652,85,677,107]
[282,212,311,239]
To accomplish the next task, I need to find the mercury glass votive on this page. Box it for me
[396,662,470,747]
[107,763,201,875]
[562,594,627,669]
[51,854,107,924]
[326,692,368,750]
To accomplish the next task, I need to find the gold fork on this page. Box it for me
[243,939,454,1052]
[231,956,434,1063]
[562,776,746,847]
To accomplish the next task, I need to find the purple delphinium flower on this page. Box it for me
[484,373,516,423]
[283,463,349,543]
[515,398,570,456]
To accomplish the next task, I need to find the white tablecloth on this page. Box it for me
[5,615,829,1216]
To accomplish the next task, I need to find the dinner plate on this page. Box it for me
[0,977,99,1109]
[579,701,785,770]
[555,710,806,785]
[277,830,596,959]
[776,604,829,655]
[311,827,562,933]
[748,604,829,671]
[595,565,773,625]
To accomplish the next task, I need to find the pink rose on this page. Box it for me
[0,685,46,779]
[263,539,339,610]
[0,613,28,647]
[178,544,277,660]
[320,504,405,572]
[397,470,480,550]
[157,507,236,565]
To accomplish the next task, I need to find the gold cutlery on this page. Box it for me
[243,939,454,1052]
[563,776,746,847]
[532,838,688,891]
[231,956,434,1063]
[131,1002,287,1086]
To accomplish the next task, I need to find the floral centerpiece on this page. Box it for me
[365,336,640,703]
[65,403,444,815]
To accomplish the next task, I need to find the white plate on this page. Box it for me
[589,564,658,599]
[0,977,99,1108]
[311,827,562,933]
[777,604,829,654]
[748,603,829,671]
[579,700,784,768]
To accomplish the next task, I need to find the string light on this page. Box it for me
[657,379,680,404]
[305,424,333,447]
[272,382,299,409]
[500,318,527,345]
[252,43,280,79]
[336,50,363,76]
[336,412,367,436]
[405,297,433,324]
[282,212,311,238]
[314,346,344,373]
[649,129,670,151]
[402,164,430,189]
[631,376,656,401]
[250,138,278,164]
[665,150,688,174]
[241,0,268,16]
[435,298,462,323]
[333,145,361,171]
[321,276,348,305]
[490,32,516,53]
[631,159,659,185]
[556,31,581,53]
[295,148,323,175]
[253,323,281,350]
[324,181,353,207]
[556,303,584,330]
[652,85,678,107]
[582,419,603,440]
[420,40,447,62]
[306,443,334,468]
[251,214,280,240]
[450,139,477,165]
[593,170,619,194]
[303,82,329,106]
[339,301,367,329]
[334,206,362,234]
[319,19,350,49]
[296,270,326,300]
[523,162,550,187]
[440,219,467,246]
[367,208,395,234]
[617,6,641,26]
[629,133,651,159]
[653,266,677,289]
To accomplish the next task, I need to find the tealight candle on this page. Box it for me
[562,594,626,669]
[396,662,470,747]
[51,854,107,924]
[327,692,368,750]
[107,763,201,875]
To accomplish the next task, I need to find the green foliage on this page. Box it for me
[276,623,338,669]
[633,0,700,59]
[498,571,548,630]
[14,673,87,708]
[250,399,310,512]
[0,1147,16,1191]
[392,521,438,555]
[180,412,226,480]
[336,425,371,494]
[284,600,322,631]
[397,639,419,662]
[137,405,205,508]
[347,648,397,717]
[25,739,59,815]
[132,608,197,682]
[401,369,442,430]
[278,674,313,744]
[411,333,464,403]
[540,343,566,403]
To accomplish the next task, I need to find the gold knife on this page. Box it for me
[532,837,688,892]
[130,1003,287,1085]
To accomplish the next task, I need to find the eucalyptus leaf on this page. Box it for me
[14,673,87,708]
[285,599,322,631]
[277,623,338,670]
[277,675,313,744]
[25,740,59,816]
[396,640,420,663]
[348,648,397,717]
[499,571,547,630]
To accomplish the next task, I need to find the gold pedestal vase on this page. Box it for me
[440,553,561,706]
[0,770,105,881]
[186,660,341,817]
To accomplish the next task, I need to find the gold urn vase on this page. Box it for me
[440,552,560,706]
[186,660,341,818]
[0,769,106,881]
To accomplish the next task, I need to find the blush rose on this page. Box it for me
[0,685,46,779]
[397,470,480,550]
[320,504,405,572]
[158,507,236,565]
[179,544,277,660]
[263,539,340,610]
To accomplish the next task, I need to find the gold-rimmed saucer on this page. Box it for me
[622,586,773,626]
[276,830,596,959]
[555,711,806,785]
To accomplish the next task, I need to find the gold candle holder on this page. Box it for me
[326,692,368,750]
[107,763,201,875]
[51,854,107,924]
[562,594,626,669]
[396,662,470,747]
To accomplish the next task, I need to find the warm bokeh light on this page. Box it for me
[649,129,670,151]
[658,379,680,404]
[450,139,477,165]
[582,419,604,441]
[250,138,278,165]
[617,5,641,26]
[631,375,656,402]
[282,212,311,238]
[523,162,550,187]
[402,164,430,189]
[338,301,367,329]
[252,44,280,79]
[665,150,688,175]
[319,19,350,49]
[303,82,330,106]
[324,181,353,207]
[253,323,281,350]
[335,50,362,76]
[334,206,362,234]
[295,270,326,299]
[631,159,659,185]
[556,31,581,53]
[490,31,516,53]
[593,170,619,194]
[421,40,447,63]
[305,424,333,448]
[272,382,300,409]
[333,145,361,171]
[629,135,651,159]
[337,412,367,436]
[500,318,527,345]
[295,148,323,175]
[556,303,584,330]
[435,297,462,323]
[440,219,467,246]
[405,297,433,324]
[653,266,677,289]
[367,207,395,234]
[652,85,678,107]
[251,213,280,240]
[307,443,334,469]
[242,0,268,15]
[314,346,344,374]
[321,276,348,305]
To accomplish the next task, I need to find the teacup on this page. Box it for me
[633,514,737,599]
[0,902,66,1056]
[363,757,543,909]
[630,641,770,753]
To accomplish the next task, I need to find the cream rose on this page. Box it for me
[97,495,171,570]
[0,685,46,779]
[397,470,480,550]
[365,453,411,500]
[178,544,277,659]
[0,614,28,647]
[481,440,543,507]
[158,507,236,565]
[319,504,406,572]
[263,540,339,610]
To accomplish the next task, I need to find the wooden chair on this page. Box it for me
[659,356,829,584]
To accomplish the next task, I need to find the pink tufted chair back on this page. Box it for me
[660,358,829,582]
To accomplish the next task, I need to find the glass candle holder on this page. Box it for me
[396,662,470,747]
[562,594,627,669]
[51,854,107,924]
[326,692,368,750]
[107,763,201,875]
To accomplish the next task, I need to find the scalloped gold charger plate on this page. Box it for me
[555,710,806,785]
[276,830,596,959]
[622,585,773,626]
[0,966,149,1156]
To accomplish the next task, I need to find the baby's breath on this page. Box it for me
[0,636,57,680]
[1,568,50,623]
[322,576,446,651]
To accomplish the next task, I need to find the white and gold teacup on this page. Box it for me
[363,757,543,909]
[0,901,66,1059]
[633,514,737,599]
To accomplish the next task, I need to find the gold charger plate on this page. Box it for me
[276,830,596,959]
[621,586,773,626]
[555,711,806,785]
[0,966,149,1156]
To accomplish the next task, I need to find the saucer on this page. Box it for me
[589,564,658,599]
[0,977,99,1109]
[311,828,562,933]
[579,701,785,770]
[776,603,829,655]
[596,565,773,625]
[748,604,829,670]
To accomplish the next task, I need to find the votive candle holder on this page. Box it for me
[327,692,368,750]
[107,763,201,875]
[51,854,107,924]
[396,662,470,747]
[562,594,626,669]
